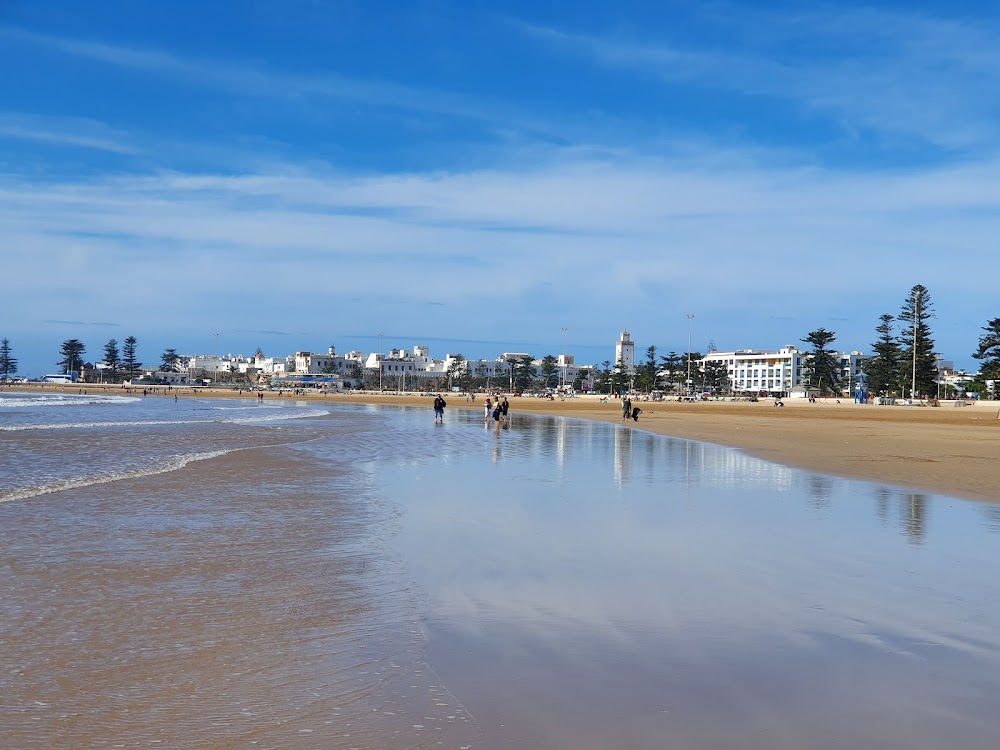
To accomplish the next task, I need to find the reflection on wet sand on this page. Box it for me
[385,410,1000,749]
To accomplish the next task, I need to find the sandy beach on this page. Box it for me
[6,384,1000,749]
[10,384,1000,502]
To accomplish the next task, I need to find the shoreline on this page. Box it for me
[8,383,1000,503]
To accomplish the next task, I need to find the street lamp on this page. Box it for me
[561,326,568,389]
[377,331,384,391]
[686,314,694,396]
[910,290,920,400]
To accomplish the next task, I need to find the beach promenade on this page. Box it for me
[12,383,1000,502]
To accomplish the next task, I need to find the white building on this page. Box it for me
[186,355,231,375]
[248,353,292,375]
[361,346,469,389]
[938,368,977,394]
[363,347,598,392]
[142,370,192,385]
[700,345,864,396]
[467,355,514,387]
[294,347,357,375]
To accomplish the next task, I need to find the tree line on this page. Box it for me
[3,288,999,396]
[796,284,999,398]
[0,337,183,384]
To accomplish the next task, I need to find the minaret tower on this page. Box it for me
[615,330,635,375]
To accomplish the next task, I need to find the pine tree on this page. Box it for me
[897,285,936,398]
[658,351,684,393]
[0,338,17,380]
[446,354,467,389]
[801,328,842,393]
[512,355,535,390]
[121,336,141,381]
[613,356,630,394]
[600,360,613,394]
[688,351,705,392]
[58,339,86,376]
[702,359,730,394]
[864,314,902,396]
[102,339,121,383]
[540,355,559,387]
[160,348,182,372]
[637,345,658,392]
[972,318,1000,398]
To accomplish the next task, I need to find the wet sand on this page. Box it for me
[324,392,1000,503]
[0,425,479,749]
[5,386,1000,749]
[14,384,1000,502]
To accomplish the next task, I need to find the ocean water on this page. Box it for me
[2,390,1000,749]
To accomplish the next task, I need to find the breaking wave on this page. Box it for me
[0,449,232,504]
[0,409,331,431]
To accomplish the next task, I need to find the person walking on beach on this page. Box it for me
[433,394,446,423]
[622,396,632,420]
[501,397,509,427]
[484,397,492,426]
[492,400,503,433]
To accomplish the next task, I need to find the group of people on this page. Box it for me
[484,396,510,432]
[621,397,642,422]
[432,393,511,431]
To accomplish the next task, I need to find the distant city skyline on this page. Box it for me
[3,2,997,376]
[7,326,978,383]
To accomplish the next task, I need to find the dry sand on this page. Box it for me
[14,384,1000,502]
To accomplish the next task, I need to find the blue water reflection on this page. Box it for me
[372,407,1000,749]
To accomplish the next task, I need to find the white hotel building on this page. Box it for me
[700,345,864,396]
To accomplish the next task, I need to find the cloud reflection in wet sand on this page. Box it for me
[381,411,1000,749]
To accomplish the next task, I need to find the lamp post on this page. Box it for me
[377,331,384,392]
[561,326,568,389]
[910,290,920,400]
[686,314,694,396]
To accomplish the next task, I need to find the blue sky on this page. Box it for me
[2,0,998,376]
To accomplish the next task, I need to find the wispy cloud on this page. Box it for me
[3,148,999,364]
[517,6,1000,150]
[0,113,138,154]
[0,26,568,145]
[41,320,120,327]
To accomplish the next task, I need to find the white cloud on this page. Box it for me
[3,147,999,370]
[0,113,138,154]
